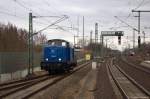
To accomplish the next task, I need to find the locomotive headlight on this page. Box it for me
[45,58,48,61]
[58,58,61,61]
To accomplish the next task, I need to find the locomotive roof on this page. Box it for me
[48,39,69,43]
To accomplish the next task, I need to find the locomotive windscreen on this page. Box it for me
[48,39,69,47]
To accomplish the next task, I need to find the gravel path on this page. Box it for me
[29,63,92,99]
[94,61,117,99]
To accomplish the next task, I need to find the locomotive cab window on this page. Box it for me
[51,42,55,46]
[48,39,70,47]
[62,42,66,46]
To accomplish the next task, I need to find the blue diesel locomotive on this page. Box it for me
[41,39,77,74]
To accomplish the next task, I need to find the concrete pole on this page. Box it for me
[82,16,84,48]
[133,29,135,49]
[90,31,93,44]
[28,12,33,75]
[74,35,76,47]
[138,11,141,48]
[143,31,145,44]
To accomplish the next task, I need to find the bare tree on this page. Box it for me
[0,23,28,52]
[34,32,47,45]
[34,32,47,52]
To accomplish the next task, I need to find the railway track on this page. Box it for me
[121,56,150,74]
[115,56,150,92]
[108,58,150,99]
[0,74,51,98]
[0,73,48,86]
[1,61,91,99]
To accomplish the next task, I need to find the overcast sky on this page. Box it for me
[0,0,150,50]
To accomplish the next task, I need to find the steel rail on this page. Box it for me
[121,57,150,74]
[0,73,48,87]
[22,61,91,99]
[115,65,150,96]
[0,75,52,98]
[107,60,129,99]
[108,58,149,99]
[1,61,91,98]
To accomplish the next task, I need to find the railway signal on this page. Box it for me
[101,31,124,57]
[115,31,122,45]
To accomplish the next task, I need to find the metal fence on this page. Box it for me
[0,52,41,74]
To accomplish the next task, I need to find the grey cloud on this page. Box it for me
[0,0,150,49]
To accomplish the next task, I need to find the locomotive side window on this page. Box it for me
[62,42,66,46]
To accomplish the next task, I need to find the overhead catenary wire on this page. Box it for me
[33,22,66,31]
[15,0,64,22]
[13,0,46,17]
[113,1,133,27]
[12,0,73,33]
[134,0,145,10]
[114,16,138,31]
[113,0,147,32]
[43,0,64,15]
[0,10,26,20]
[142,0,150,7]
[109,26,131,30]
[33,15,69,35]
[33,15,71,31]
[0,1,29,22]
[121,0,146,22]
[33,1,72,32]
[126,0,146,19]
[40,0,74,32]
[41,0,76,34]
[13,0,76,33]
[13,0,52,22]
[13,0,31,12]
